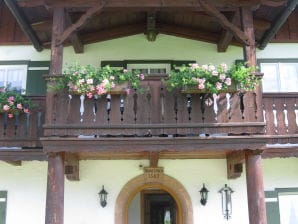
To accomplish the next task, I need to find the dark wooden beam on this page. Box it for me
[221,0,285,7]
[0,149,47,161]
[4,0,43,51]
[259,0,298,49]
[65,12,84,53]
[18,0,44,7]
[45,153,65,224]
[57,2,106,46]
[217,11,240,52]
[65,153,80,181]
[198,0,250,45]
[149,152,159,168]
[226,151,244,179]
[245,150,267,224]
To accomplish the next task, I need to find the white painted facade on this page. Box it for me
[0,35,298,224]
[0,158,298,224]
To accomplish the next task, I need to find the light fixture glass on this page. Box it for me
[219,184,234,220]
[199,183,209,206]
[98,185,108,208]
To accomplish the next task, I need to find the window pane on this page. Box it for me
[279,194,298,224]
[7,68,24,91]
[279,63,298,92]
[261,63,280,92]
[0,70,5,87]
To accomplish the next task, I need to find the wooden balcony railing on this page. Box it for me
[263,93,298,136]
[0,96,45,148]
[43,80,265,137]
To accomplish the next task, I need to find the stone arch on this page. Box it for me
[115,172,193,224]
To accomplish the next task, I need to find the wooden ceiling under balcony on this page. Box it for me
[0,0,297,52]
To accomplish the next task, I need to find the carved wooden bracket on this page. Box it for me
[65,153,80,181]
[56,0,106,46]
[65,11,84,53]
[198,0,250,46]
[227,151,245,179]
[5,161,22,166]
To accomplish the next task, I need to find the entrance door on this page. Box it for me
[142,190,177,224]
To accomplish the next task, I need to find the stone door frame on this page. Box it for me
[115,170,193,224]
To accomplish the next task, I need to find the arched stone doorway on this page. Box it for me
[115,167,193,224]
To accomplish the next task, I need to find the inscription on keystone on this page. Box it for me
[144,167,164,183]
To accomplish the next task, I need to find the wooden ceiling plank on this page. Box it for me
[259,0,298,49]
[17,0,44,7]
[4,0,43,51]
[57,1,106,46]
[198,0,250,46]
[65,11,84,53]
[217,10,239,52]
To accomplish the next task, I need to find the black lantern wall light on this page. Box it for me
[98,185,108,208]
[219,184,234,220]
[199,183,209,206]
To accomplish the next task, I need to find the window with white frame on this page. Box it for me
[0,65,28,92]
[127,63,171,75]
[259,61,298,93]
[278,193,298,224]
[0,191,7,224]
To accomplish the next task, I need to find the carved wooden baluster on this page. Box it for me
[37,111,42,136]
[295,103,298,128]
[79,95,85,123]
[120,95,125,122]
[66,94,72,122]
[253,92,258,119]
[186,94,192,121]
[14,114,19,136]
[3,112,7,136]
[262,104,266,133]
[160,87,165,122]
[146,85,152,124]
[133,90,138,124]
[200,94,206,122]
[25,112,30,136]
[106,94,111,124]
[226,93,231,120]
[239,92,245,119]
[283,103,289,133]
[213,94,219,120]
[272,104,278,134]
[174,92,178,136]
[93,95,98,122]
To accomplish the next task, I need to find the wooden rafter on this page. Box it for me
[221,0,285,7]
[217,11,240,52]
[65,11,84,53]
[197,0,250,45]
[4,0,43,51]
[57,1,106,46]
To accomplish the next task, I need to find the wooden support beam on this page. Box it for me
[64,153,80,181]
[197,0,250,46]
[149,152,159,168]
[57,1,105,46]
[45,153,65,224]
[217,11,240,52]
[226,151,245,179]
[259,0,298,49]
[221,0,285,7]
[65,12,84,53]
[5,161,22,166]
[245,150,267,224]
[4,0,43,51]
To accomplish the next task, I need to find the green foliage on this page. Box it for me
[166,62,259,94]
[50,64,144,98]
[0,86,32,118]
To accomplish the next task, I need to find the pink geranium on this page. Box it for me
[8,113,13,119]
[216,82,222,90]
[17,103,23,109]
[3,105,10,111]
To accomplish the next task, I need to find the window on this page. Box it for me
[0,65,27,92]
[127,63,170,75]
[0,191,7,224]
[259,60,298,93]
[265,188,298,224]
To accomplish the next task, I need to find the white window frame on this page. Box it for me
[127,63,171,75]
[0,64,28,93]
[259,61,298,93]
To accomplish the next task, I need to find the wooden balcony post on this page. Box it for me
[45,152,65,224]
[240,7,263,122]
[245,150,267,224]
[46,7,65,124]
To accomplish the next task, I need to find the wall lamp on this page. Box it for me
[219,184,234,220]
[98,185,108,208]
[199,183,209,206]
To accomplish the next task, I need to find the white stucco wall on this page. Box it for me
[1,34,298,68]
[1,158,298,224]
